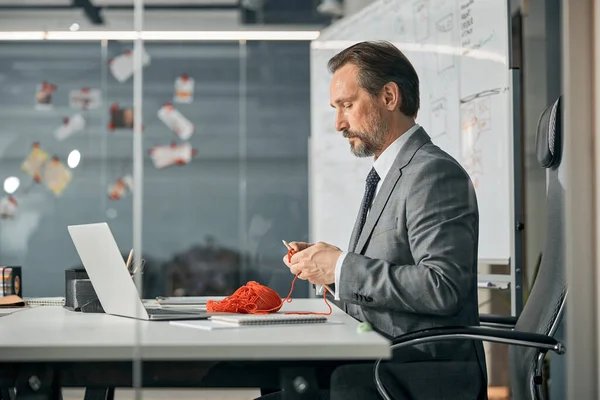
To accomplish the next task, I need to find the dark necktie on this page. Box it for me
[352,167,380,250]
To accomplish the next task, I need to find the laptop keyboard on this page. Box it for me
[146,307,202,315]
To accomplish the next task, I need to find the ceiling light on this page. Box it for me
[0,32,46,40]
[67,150,81,169]
[0,30,320,41]
[3,177,19,194]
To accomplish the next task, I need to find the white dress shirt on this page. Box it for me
[331,124,421,300]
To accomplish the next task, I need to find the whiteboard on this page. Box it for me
[309,0,512,264]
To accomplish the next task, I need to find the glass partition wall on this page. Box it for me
[0,34,312,398]
[0,40,313,296]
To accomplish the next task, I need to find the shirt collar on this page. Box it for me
[373,124,420,182]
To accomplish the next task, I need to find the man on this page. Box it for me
[284,41,488,400]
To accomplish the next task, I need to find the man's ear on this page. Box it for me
[382,82,401,112]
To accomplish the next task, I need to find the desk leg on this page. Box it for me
[280,367,321,400]
[13,367,62,400]
[83,388,114,400]
[1,388,15,400]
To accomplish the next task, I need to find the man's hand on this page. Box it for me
[287,241,313,252]
[282,241,342,285]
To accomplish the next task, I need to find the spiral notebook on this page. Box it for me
[170,314,329,331]
[24,297,65,306]
[210,314,327,326]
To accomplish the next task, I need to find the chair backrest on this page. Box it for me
[508,96,567,400]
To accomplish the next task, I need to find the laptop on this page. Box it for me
[67,222,223,321]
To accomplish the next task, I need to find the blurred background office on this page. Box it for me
[0,1,324,301]
[0,0,583,399]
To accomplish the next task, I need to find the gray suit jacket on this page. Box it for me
[338,127,487,396]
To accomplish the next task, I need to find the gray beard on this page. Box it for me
[346,118,388,158]
[351,139,378,157]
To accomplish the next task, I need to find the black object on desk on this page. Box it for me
[64,268,104,313]
[1,266,22,297]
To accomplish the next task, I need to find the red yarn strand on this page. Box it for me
[283,275,332,316]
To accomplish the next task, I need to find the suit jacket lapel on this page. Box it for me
[348,206,363,252]
[353,127,431,254]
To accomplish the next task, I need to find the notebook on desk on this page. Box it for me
[210,314,327,326]
[24,297,65,306]
[170,314,330,331]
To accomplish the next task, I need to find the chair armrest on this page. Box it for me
[391,326,565,354]
[479,314,518,329]
[374,326,564,400]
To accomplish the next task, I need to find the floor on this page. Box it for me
[62,387,510,399]
[488,386,510,399]
[62,389,261,400]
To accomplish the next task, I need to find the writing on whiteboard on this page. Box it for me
[459,88,505,188]
[413,0,430,42]
[431,97,450,152]
[460,0,474,48]
[395,16,406,37]
[465,32,496,55]
[436,13,455,72]
[311,0,513,262]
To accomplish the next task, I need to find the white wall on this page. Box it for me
[563,0,598,397]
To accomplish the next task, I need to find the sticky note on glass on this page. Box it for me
[55,114,86,141]
[148,142,197,169]
[109,49,150,83]
[157,104,195,140]
[174,74,195,104]
[35,81,57,110]
[21,143,49,183]
[43,157,72,196]
[69,88,102,110]
[108,175,133,200]
[0,196,17,219]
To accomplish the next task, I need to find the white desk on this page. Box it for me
[0,299,390,400]
[0,299,389,361]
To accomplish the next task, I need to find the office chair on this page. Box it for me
[374,96,566,400]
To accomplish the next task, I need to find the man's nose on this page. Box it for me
[335,111,349,132]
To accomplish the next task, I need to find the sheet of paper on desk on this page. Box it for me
[170,320,241,330]
[0,307,28,316]
[170,316,343,331]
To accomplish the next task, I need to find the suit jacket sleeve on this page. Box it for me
[338,158,478,316]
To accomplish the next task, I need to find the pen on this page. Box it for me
[126,249,133,272]
[281,240,335,297]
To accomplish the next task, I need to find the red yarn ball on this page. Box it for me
[206,281,284,314]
